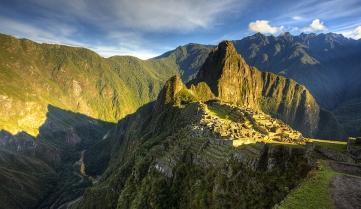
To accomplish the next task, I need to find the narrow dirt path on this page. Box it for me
[329,161,361,209]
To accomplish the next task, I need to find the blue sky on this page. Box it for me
[0,0,361,59]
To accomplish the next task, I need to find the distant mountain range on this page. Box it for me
[157,32,361,136]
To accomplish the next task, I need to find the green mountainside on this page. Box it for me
[153,43,213,82]
[0,145,56,209]
[0,33,178,135]
[0,33,351,138]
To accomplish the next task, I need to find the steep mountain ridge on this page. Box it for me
[153,43,213,82]
[189,41,341,138]
[233,33,361,137]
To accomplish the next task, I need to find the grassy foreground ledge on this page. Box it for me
[275,160,337,209]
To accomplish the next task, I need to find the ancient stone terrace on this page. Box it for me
[197,101,305,147]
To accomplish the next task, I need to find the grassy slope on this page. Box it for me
[275,160,336,209]
[276,139,348,209]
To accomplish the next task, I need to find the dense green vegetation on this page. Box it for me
[154,43,213,82]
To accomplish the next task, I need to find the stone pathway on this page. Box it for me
[329,161,361,209]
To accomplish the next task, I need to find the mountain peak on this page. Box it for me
[278,32,293,41]
[191,41,245,95]
[155,75,186,111]
[217,40,238,55]
[157,75,184,104]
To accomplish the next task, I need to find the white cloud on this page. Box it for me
[292,16,303,20]
[0,0,246,59]
[351,26,361,39]
[0,17,81,46]
[248,20,283,34]
[90,46,158,60]
[342,26,361,40]
[0,16,157,59]
[303,19,327,32]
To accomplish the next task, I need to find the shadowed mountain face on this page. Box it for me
[0,105,114,209]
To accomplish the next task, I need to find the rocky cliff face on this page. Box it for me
[189,41,331,137]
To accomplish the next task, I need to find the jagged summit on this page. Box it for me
[216,40,238,56]
[155,75,186,111]
[191,40,248,96]
[157,75,184,105]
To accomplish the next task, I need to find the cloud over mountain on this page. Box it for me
[248,20,283,34]
[303,19,327,32]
